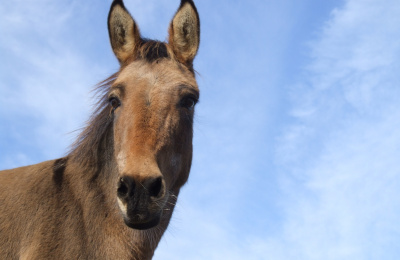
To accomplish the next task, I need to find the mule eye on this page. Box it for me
[180,96,197,110]
[109,97,121,110]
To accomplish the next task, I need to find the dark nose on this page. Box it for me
[117,176,165,200]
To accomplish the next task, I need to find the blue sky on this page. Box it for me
[1,0,400,259]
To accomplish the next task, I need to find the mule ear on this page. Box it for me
[168,0,200,68]
[108,0,141,64]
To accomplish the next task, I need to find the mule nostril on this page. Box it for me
[117,177,133,199]
[148,177,164,198]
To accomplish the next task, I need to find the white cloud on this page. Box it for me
[272,0,400,259]
[0,1,112,167]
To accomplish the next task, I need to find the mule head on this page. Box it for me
[107,0,200,230]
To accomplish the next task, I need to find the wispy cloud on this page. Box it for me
[272,0,400,259]
[0,1,112,168]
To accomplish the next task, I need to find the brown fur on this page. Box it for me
[0,0,200,259]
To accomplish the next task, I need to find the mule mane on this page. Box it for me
[138,39,169,62]
[69,40,170,169]
[69,73,117,169]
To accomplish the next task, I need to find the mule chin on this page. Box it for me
[123,214,161,230]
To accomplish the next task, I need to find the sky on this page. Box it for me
[1,0,400,259]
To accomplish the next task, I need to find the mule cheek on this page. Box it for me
[169,124,194,190]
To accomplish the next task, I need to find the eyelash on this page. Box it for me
[180,95,198,110]
[109,96,121,111]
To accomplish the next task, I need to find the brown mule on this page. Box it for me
[0,0,200,259]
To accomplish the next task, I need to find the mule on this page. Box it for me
[0,0,200,259]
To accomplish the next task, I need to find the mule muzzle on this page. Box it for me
[117,176,166,230]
